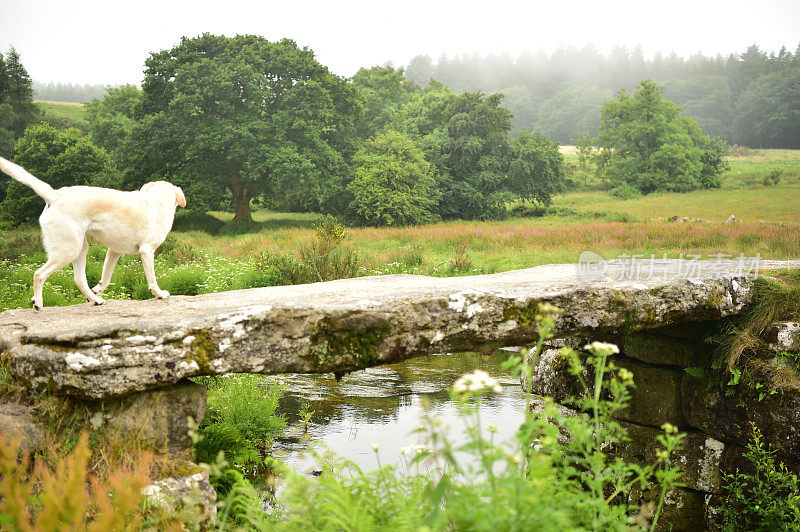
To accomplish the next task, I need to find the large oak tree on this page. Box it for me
[129,34,362,222]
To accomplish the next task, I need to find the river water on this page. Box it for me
[272,350,526,475]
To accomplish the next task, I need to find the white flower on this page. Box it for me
[401,444,429,456]
[453,370,504,396]
[583,341,620,354]
[371,442,380,452]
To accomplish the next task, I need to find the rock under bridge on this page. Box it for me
[1,258,799,529]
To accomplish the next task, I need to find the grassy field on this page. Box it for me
[34,100,87,129]
[0,141,797,311]
[558,148,800,224]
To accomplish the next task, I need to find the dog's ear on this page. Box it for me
[175,186,186,208]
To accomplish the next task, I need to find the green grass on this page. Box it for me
[723,149,800,188]
[556,149,800,225]
[34,100,87,129]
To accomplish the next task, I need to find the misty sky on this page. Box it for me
[1,0,798,85]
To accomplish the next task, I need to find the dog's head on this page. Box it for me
[141,181,186,208]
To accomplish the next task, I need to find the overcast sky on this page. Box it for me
[1,0,798,85]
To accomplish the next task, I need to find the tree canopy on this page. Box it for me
[0,123,115,224]
[351,66,417,140]
[126,34,363,222]
[0,47,39,158]
[595,80,728,193]
[347,130,437,226]
[406,44,800,147]
[734,67,800,149]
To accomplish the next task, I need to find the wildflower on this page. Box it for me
[401,444,429,456]
[453,370,503,397]
[584,341,620,354]
[371,442,380,452]
[618,367,634,383]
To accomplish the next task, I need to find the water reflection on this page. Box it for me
[274,351,525,474]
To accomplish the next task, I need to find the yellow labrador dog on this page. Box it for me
[0,156,186,309]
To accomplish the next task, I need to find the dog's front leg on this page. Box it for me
[140,247,170,299]
[92,250,121,295]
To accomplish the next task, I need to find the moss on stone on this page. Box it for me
[701,289,726,313]
[609,290,629,309]
[309,317,390,368]
[185,329,215,373]
[156,459,205,479]
[503,300,540,328]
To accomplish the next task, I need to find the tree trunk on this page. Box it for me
[227,160,253,224]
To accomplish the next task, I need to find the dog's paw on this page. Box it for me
[91,284,104,295]
[156,290,170,299]
[31,298,42,311]
[92,297,105,306]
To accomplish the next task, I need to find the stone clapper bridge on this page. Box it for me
[1,258,799,528]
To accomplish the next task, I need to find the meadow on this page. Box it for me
[0,148,797,312]
[33,100,88,129]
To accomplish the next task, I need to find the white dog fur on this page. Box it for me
[0,156,186,309]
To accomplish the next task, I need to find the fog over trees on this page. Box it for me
[405,44,800,148]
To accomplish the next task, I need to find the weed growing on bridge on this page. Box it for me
[710,269,800,395]
[719,425,800,530]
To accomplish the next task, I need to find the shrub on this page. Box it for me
[347,130,438,227]
[158,265,206,296]
[728,145,759,157]
[762,168,783,186]
[509,204,550,218]
[201,375,286,448]
[719,426,800,530]
[610,184,642,200]
[298,215,363,282]
[596,80,728,194]
[254,253,312,286]
[0,230,41,261]
[0,433,164,530]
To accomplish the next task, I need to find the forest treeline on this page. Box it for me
[27,43,800,150]
[33,82,109,103]
[405,44,800,148]
[0,38,792,227]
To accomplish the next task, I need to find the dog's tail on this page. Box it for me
[0,156,57,204]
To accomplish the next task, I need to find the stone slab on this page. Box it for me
[0,259,796,400]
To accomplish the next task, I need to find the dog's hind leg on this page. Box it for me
[73,239,104,305]
[140,246,170,299]
[34,211,82,309]
[92,249,121,295]
[32,254,73,311]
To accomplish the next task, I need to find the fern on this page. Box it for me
[194,422,259,469]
